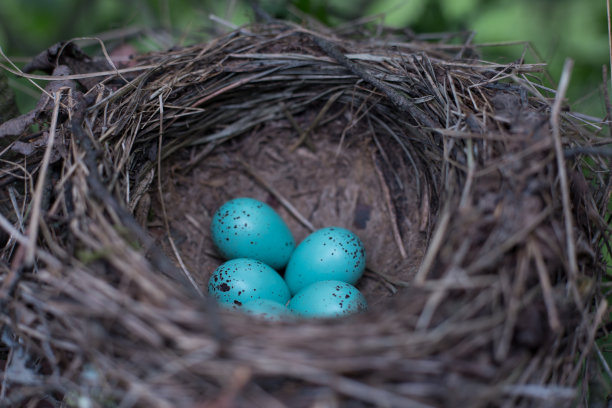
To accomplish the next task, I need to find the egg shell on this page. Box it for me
[208,258,291,307]
[210,197,295,270]
[288,280,368,318]
[241,299,293,321]
[284,227,366,295]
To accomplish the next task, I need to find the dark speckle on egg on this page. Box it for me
[208,258,291,307]
[287,280,367,318]
[210,198,295,270]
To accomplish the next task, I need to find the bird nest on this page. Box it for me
[0,21,610,407]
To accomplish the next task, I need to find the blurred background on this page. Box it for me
[0,0,609,117]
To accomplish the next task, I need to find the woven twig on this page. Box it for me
[0,21,609,408]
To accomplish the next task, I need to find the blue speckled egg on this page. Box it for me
[211,197,295,270]
[288,280,368,318]
[208,258,291,307]
[242,299,293,321]
[284,227,366,295]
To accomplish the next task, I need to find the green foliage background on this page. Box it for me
[0,0,609,117]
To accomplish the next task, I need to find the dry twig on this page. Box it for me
[0,21,606,408]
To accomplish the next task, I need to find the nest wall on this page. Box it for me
[0,22,610,408]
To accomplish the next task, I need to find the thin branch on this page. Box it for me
[305,30,437,129]
[564,146,612,158]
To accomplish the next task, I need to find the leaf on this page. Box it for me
[0,65,74,140]
[0,71,19,123]
[0,111,37,140]
[471,3,535,43]
[439,0,481,20]
[365,0,429,28]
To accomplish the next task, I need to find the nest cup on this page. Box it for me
[0,21,609,407]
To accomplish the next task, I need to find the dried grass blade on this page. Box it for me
[529,240,561,333]
[467,207,552,274]
[550,58,584,315]
[191,65,292,109]
[240,159,315,232]
[371,150,406,258]
[0,61,157,82]
[289,89,344,152]
[0,212,60,270]
[156,94,204,298]
[25,89,61,266]
[415,204,451,284]
[307,31,437,128]
[569,299,608,384]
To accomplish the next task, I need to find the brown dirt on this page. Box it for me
[149,108,426,308]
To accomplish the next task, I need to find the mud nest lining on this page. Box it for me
[0,21,610,408]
